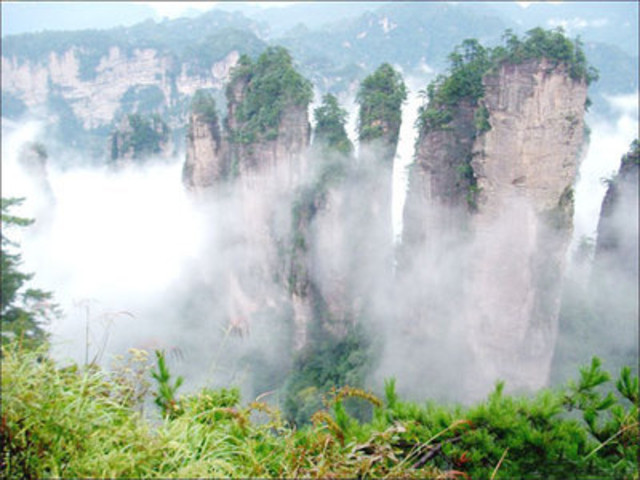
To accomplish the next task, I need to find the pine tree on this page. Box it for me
[1,197,56,348]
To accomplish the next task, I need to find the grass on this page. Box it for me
[1,342,638,479]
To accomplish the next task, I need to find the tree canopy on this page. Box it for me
[356,63,407,145]
[313,93,353,156]
[191,90,220,127]
[418,27,599,132]
[110,113,170,161]
[1,198,55,348]
[227,46,313,143]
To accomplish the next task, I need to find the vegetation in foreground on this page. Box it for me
[1,341,637,479]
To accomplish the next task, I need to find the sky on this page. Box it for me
[1,1,552,37]
[142,1,294,18]
[0,1,295,36]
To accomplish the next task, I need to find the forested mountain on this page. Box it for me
[2,2,637,158]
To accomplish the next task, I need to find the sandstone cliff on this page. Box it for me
[2,47,241,132]
[401,101,476,253]
[183,48,312,348]
[588,140,639,369]
[182,95,226,195]
[593,141,639,276]
[109,113,172,165]
[552,140,638,384]
[287,67,406,348]
[401,57,588,397]
[465,59,587,394]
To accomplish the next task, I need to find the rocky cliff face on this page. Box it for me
[229,100,311,348]
[289,67,406,347]
[400,100,476,269]
[396,102,476,377]
[183,55,312,348]
[587,141,639,369]
[465,59,587,394]
[593,143,639,276]
[182,109,226,195]
[401,58,588,397]
[1,47,239,131]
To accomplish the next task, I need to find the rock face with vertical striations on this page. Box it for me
[289,66,406,349]
[465,59,587,395]
[182,91,226,195]
[588,140,639,370]
[2,44,247,131]
[593,140,639,278]
[401,51,589,398]
[182,47,312,347]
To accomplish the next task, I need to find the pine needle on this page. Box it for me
[490,447,509,480]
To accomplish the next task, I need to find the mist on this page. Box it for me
[2,80,637,408]
[569,92,639,262]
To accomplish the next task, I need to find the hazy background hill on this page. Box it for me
[1,1,637,159]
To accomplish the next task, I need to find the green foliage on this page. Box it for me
[111,113,169,161]
[190,90,219,126]
[418,28,598,133]
[356,62,407,146]
[2,344,637,478]
[227,46,313,144]
[284,324,373,427]
[473,103,491,133]
[183,28,266,75]
[1,198,55,349]
[494,28,599,85]
[418,38,492,132]
[313,93,353,156]
[150,350,184,419]
[439,38,492,106]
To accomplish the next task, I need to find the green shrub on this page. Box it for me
[313,93,353,156]
[418,28,598,134]
[226,47,312,144]
[356,62,407,146]
[2,341,637,479]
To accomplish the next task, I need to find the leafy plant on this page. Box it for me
[473,103,491,133]
[1,343,637,479]
[150,349,184,419]
[284,324,373,426]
